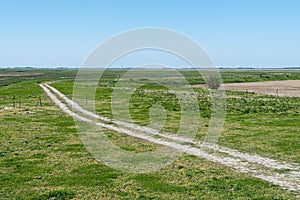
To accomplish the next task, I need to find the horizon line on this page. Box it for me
[1,65,300,70]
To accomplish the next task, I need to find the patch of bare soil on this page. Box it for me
[195,80,300,97]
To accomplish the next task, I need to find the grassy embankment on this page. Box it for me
[0,69,299,199]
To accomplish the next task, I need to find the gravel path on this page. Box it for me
[40,83,300,193]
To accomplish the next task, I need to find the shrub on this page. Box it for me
[206,76,221,89]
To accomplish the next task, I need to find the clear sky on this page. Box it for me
[0,0,299,67]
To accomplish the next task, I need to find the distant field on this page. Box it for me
[2,68,300,86]
[0,69,77,87]
[0,72,43,77]
[0,69,299,199]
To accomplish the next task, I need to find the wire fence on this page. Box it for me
[0,95,49,110]
[239,88,300,98]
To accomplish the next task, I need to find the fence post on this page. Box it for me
[12,95,15,108]
[39,96,42,107]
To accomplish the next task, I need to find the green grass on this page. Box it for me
[0,69,300,199]
[52,71,300,163]
[0,98,297,199]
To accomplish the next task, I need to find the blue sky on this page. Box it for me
[0,0,299,67]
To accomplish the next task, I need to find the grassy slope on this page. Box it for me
[1,69,300,199]
[0,81,297,199]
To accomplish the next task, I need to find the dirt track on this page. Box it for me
[40,82,300,192]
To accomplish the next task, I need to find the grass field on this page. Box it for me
[0,69,299,199]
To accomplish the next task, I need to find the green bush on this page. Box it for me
[206,76,221,89]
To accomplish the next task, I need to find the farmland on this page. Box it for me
[0,69,300,199]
